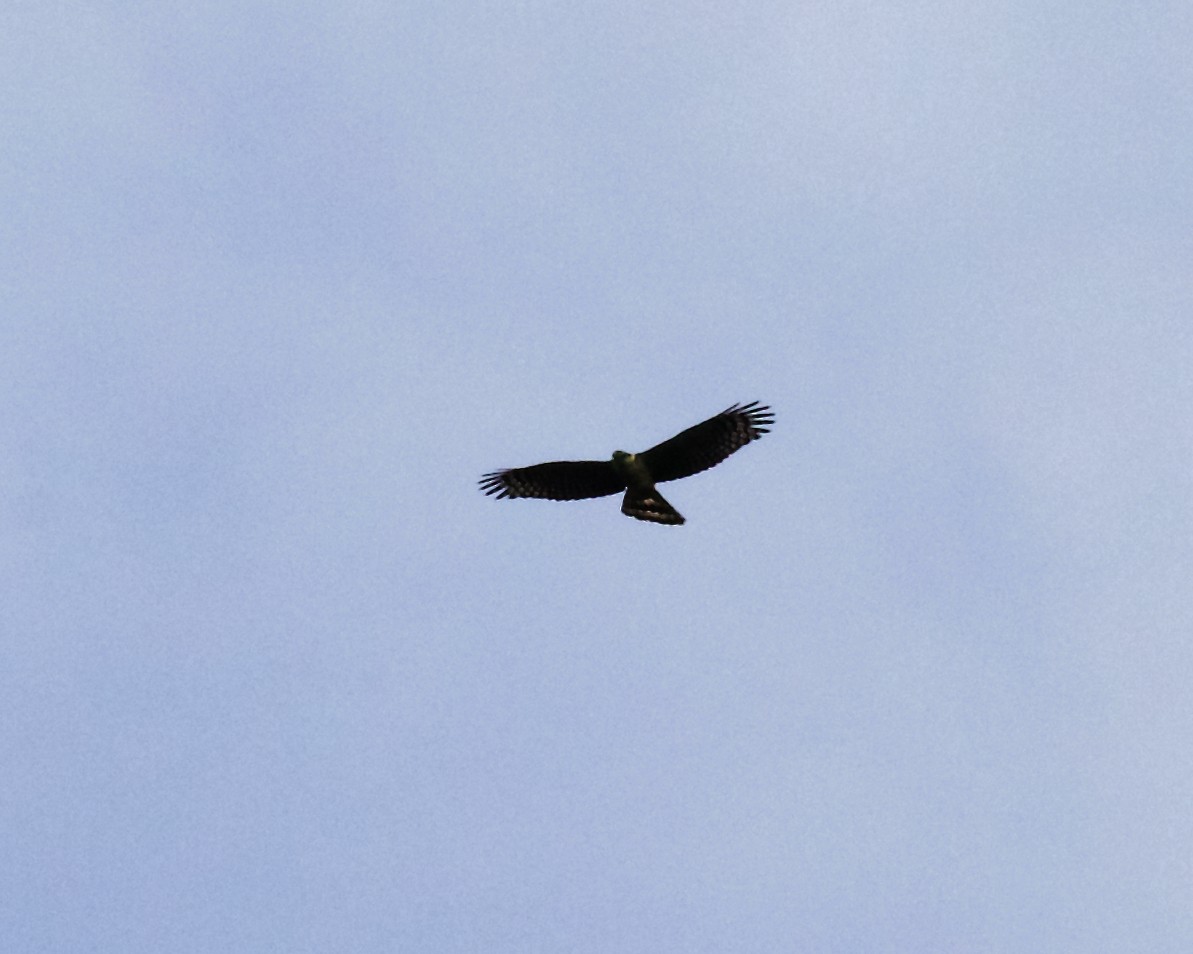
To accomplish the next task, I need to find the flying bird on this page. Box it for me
[479,401,774,525]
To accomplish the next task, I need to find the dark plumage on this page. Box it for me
[479,401,774,525]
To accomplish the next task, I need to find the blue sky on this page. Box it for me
[4,2,1192,951]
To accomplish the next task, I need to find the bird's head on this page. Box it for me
[611,450,633,462]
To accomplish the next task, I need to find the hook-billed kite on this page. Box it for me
[479,401,774,525]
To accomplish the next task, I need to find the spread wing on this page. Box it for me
[479,460,625,501]
[639,401,774,483]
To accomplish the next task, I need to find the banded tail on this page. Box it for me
[621,487,685,525]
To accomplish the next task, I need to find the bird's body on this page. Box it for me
[479,401,773,525]
[611,450,686,524]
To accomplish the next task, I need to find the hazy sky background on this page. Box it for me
[4,2,1192,951]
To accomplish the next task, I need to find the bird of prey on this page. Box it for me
[479,401,774,525]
